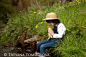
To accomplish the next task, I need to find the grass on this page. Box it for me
[0,20,5,28]
[0,1,86,57]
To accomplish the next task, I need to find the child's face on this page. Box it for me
[48,22,54,26]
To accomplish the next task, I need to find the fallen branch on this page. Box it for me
[24,35,39,43]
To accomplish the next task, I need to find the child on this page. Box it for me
[36,13,66,57]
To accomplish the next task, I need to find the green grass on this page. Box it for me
[0,1,86,57]
[0,20,5,28]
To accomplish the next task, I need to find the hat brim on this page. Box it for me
[43,18,59,20]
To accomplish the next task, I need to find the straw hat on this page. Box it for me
[43,13,59,20]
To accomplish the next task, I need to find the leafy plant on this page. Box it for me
[0,2,13,21]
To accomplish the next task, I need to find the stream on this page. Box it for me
[0,45,50,57]
[0,36,50,57]
[0,37,51,57]
[0,46,37,57]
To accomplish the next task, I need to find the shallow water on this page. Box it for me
[0,46,51,57]
[0,47,35,57]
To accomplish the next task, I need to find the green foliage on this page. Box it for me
[0,20,5,28]
[0,2,13,21]
[53,1,86,57]
[1,0,86,57]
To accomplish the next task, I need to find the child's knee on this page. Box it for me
[40,44,45,49]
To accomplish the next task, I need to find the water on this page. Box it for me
[0,47,36,57]
[0,46,51,57]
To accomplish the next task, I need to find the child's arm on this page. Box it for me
[47,26,54,40]
[48,26,53,38]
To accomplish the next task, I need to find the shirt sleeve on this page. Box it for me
[53,23,66,38]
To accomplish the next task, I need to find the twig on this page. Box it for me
[35,0,41,10]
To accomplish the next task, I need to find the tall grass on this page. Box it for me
[1,1,86,57]
[53,1,86,57]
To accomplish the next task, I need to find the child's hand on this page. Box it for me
[48,29,54,36]
[47,37,51,41]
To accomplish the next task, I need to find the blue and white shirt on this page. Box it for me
[53,22,66,38]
